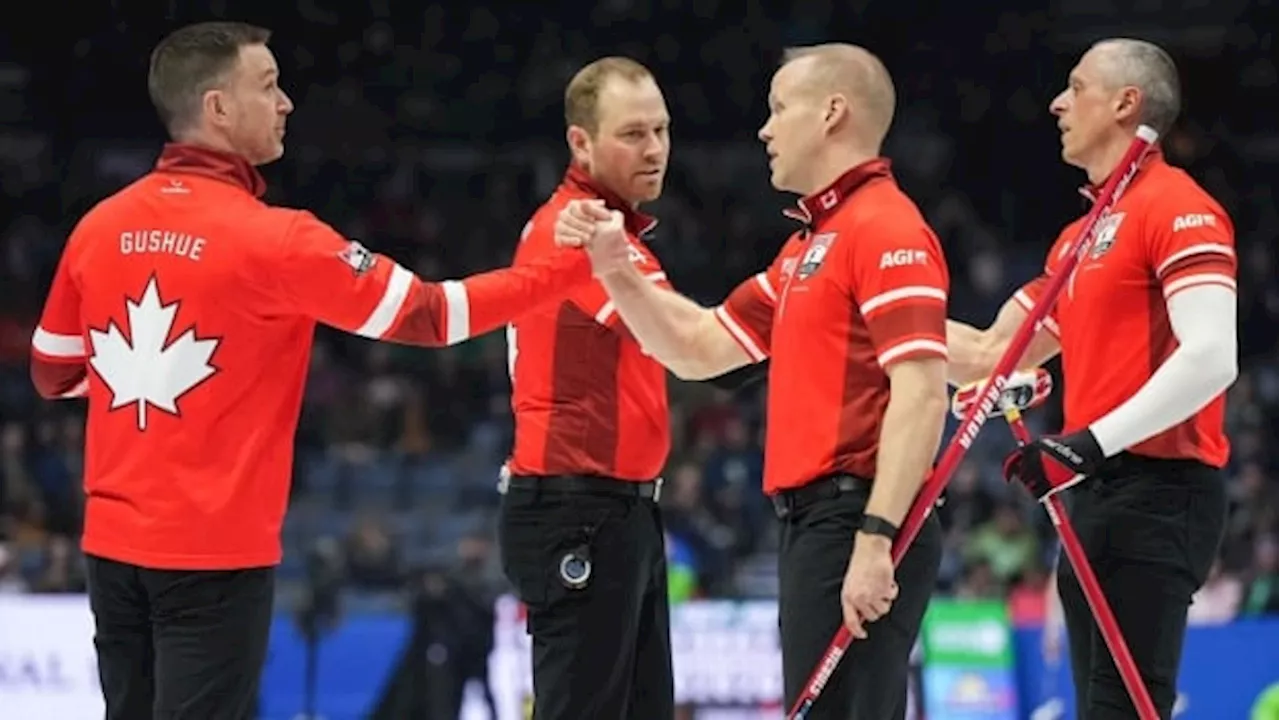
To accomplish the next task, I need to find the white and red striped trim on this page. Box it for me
[1163,273,1236,300]
[859,286,946,316]
[354,263,414,340]
[877,338,948,367]
[714,305,767,362]
[1155,243,1234,279]
[1013,288,1061,337]
[59,376,89,398]
[32,327,86,359]
[754,272,777,302]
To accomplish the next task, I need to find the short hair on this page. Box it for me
[148,21,271,136]
[564,57,654,135]
[781,44,896,147]
[1091,38,1182,134]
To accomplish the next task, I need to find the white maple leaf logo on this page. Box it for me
[88,276,220,431]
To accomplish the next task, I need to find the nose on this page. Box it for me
[279,89,295,115]
[1049,90,1068,117]
[643,132,667,160]
[757,119,772,144]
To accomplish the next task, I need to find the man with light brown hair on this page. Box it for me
[496,56,676,719]
[558,43,949,718]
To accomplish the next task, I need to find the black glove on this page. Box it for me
[1002,429,1105,501]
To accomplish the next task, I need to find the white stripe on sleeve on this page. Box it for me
[32,327,86,358]
[354,264,414,339]
[441,280,471,345]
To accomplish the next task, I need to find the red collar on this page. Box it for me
[562,164,658,237]
[1078,149,1164,203]
[153,143,267,198]
[783,158,893,226]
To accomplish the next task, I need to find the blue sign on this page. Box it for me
[1014,618,1280,719]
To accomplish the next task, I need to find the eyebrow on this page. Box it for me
[618,119,668,130]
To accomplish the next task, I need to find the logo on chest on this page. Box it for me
[796,232,838,280]
[1088,212,1126,260]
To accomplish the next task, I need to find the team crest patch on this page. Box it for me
[796,233,837,279]
[339,241,377,275]
[1088,212,1126,259]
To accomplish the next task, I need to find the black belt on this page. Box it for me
[499,472,663,502]
[770,474,870,519]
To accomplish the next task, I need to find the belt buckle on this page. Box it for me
[651,477,663,503]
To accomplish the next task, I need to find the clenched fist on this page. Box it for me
[554,200,630,279]
[554,199,609,249]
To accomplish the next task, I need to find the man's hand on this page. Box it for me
[554,199,605,249]
[1002,429,1104,502]
[840,534,898,639]
[553,200,630,279]
[951,368,1053,420]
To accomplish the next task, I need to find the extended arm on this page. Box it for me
[597,263,755,380]
[946,292,1062,386]
[279,211,592,347]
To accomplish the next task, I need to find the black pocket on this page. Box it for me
[497,492,626,607]
[497,494,558,606]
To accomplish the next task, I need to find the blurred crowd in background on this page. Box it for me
[0,0,1274,648]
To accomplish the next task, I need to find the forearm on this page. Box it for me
[384,252,592,348]
[459,252,593,339]
[945,320,998,386]
[1089,285,1237,456]
[947,306,1060,386]
[864,381,949,527]
[600,266,750,380]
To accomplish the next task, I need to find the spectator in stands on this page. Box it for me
[1240,536,1279,616]
[962,501,1040,588]
[663,460,736,594]
[343,512,403,591]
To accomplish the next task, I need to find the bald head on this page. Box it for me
[780,43,896,148]
[1088,38,1181,133]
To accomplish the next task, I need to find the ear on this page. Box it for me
[823,94,849,134]
[1113,86,1142,123]
[202,88,231,129]
[566,125,593,168]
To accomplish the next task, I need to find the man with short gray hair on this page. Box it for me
[948,38,1237,719]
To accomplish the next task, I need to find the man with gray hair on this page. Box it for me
[948,38,1237,718]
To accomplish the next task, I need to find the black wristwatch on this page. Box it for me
[859,513,899,542]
